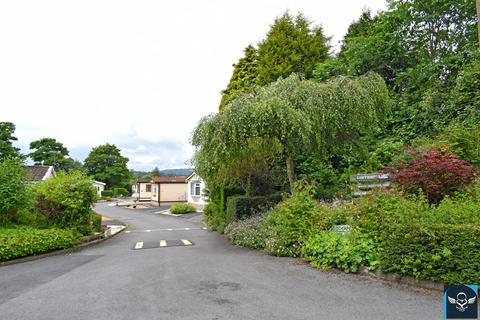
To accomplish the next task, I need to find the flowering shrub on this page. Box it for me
[225,214,269,250]
[386,147,476,203]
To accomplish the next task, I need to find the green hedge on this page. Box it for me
[91,211,103,232]
[170,204,196,214]
[351,191,480,284]
[226,193,282,225]
[113,187,129,197]
[379,222,480,284]
[101,190,114,197]
[0,226,81,261]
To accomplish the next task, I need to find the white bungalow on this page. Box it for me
[186,173,207,210]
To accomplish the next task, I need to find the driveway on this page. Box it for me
[0,202,442,320]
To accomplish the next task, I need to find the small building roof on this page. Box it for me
[136,178,152,183]
[93,180,106,186]
[24,165,54,182]
[151,176,187,183]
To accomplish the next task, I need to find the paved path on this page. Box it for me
[0,203,442,320]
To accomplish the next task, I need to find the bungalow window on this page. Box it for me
[152,185,157,195]
[146,184,151,192]
[191,182,201,196]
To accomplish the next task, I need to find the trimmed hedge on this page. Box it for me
[170,204,196,214]
[0,226,81,261]
[351,191,480,284]
[226,193,282,225]
[113,187,129,197]
[101,190,114,197]
[379,222,480,284]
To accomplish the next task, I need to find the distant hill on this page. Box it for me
[132,168,194,178]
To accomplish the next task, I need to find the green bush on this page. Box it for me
[112,187,129,197]
[0,226,80,261]
[380,222,480,284]
[265,191,319,257]
[350,190,480,283]
[203,202,226,233]
[101,190,114,197]
[225,193,282,225]
[33,171,98,233]
[0,160,29,226]
[90,211,103,232]
[225,214,269,250]
[170,204,196,214]
[301,230,379,273]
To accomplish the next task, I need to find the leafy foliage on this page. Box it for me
[0,160,29,226]
[0,226,80,261]
[225,213,269,250]
[256,12,330,85]
[225,194,282,225]
[301,230,379,273]
[349,190,480,283]
[33,171,98,233]
[170,204,196,214]
[84,144,131,189]
[219,45,258,112]
[387,147,476,203]
[264,191,319,257]
[0,122,22,161]
[29,137,75,171]
[193,73,391,193]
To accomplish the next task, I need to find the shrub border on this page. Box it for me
[0,220,128,267]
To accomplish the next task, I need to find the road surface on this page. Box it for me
[0,202,442,320]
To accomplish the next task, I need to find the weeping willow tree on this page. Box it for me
[192,72,391,194]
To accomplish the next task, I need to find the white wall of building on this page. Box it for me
[186,174,207,210]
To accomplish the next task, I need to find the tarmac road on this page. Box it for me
[0,202,442,320]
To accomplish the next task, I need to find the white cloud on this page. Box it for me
[0,0,387,170]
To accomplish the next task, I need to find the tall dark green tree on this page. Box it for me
[219,45,258,112]
[83,144,130,189]
[0,122,22,161]
[256,12,330,85]
[151,166,161,176]
[29,138,73,170]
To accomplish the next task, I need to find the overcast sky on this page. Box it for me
[0,0,387,171]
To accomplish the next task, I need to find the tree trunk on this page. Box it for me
[477,0,480,46]
[286,156,296,193]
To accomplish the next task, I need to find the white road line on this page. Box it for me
[167,228,173,231]
[125,227,206,234]
[181,239,192,246]
[184,228,191,230]
[159,240,167,247]
[134,242,144,249]
[145,230,151,232]
[125,230,131,233]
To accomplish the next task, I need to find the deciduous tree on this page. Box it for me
[83,144,130,189]
[0,122,22,161]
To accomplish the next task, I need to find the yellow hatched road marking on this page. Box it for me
[134,242,144,249]
[181,240,192,246]
[159,240,167,247]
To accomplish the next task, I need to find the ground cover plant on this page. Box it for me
[170,204,197,214]
[0,226,81,261]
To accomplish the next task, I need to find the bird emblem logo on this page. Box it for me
[448,292,477,312]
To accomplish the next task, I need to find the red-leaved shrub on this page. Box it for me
[385,147,476,204]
